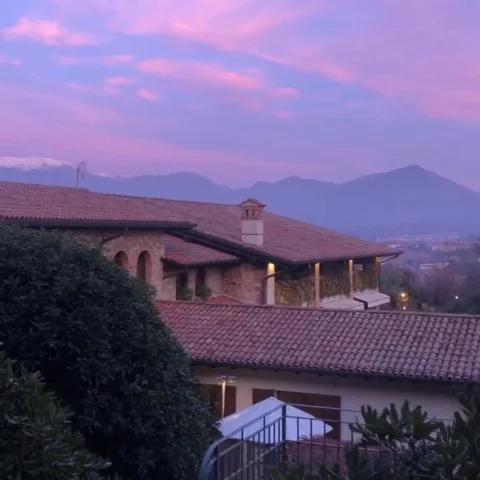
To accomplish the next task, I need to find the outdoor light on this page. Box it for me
[402,306,406,310]
[217,376,237,419]
[455,296,459,300]
[400,292,406,298]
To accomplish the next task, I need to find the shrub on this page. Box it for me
[0,351,115,480]
[0,225,218,480]
[196,284,212,301]
[178,285,194,300]
[272,388,480,479]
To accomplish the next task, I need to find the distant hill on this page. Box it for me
[0,158,478,238]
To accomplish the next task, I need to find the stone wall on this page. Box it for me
[221,263,265,304]
[60,229,165,299]
[56,228,268,304]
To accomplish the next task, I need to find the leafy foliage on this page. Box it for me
[270,388,480,479]
[178,285,194,300]
[195,283,212,301]
[0,351,116,480]
[0,225,218,480]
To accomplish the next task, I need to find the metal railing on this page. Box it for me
[197,403,452,480]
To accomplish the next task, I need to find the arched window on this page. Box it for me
[195,268,207,297]
[113,251,129,270]
[137,251,152,282]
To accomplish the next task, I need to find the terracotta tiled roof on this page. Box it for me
[158,301,480,384]
[0,181,401,262]
[163,235,239,266]
[0,181,192,228]
[144,198,401,263]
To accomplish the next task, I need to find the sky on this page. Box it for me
[1,0,480,188]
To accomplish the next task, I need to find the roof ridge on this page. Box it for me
[157,300,480,319]
[0,180,240,207]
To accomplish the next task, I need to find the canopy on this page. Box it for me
[320,297,364,310]
[220,397,333,443]
[354,290,391,308]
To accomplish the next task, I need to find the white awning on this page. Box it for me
[220,397,332,443]
[354,290,391,308]
[320,297,364,310]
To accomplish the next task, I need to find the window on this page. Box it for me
[195,267,207,297]
[113,251,129,270]
[136,251,152,282]
[176,272,189,300]
[252,389,341,440]
[202,383,236,418]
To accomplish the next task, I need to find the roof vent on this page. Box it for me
[239,198,265,246]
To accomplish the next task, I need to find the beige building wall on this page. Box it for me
[195,367,459,441]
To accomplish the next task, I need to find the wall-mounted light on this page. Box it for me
[218,376,237,418]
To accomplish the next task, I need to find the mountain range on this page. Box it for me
[0,158,478,238]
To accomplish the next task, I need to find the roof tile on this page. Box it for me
[163,235,238,266]
[158,301,480,383]
[0,182,189,226]
[0,181,401,262]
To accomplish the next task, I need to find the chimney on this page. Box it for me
[239,198,266,246]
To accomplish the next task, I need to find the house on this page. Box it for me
[0,181,402,309]
[158,301,479,440]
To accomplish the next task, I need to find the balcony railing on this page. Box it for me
[198,403,450,480]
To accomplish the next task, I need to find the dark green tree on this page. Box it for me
[0,351,116,480]
[0,225,218,480]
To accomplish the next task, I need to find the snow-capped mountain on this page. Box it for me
[0,157,75,171]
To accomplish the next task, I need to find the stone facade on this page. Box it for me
[221,263,265,304]
[160,263,265,304]
[61,229,165,299]
[54,228,381,307]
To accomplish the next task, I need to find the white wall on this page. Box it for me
[196,367,459,440]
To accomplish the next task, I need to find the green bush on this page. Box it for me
[0,351,115,480]
[0,225,218,480]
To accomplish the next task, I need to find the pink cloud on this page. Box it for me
[0,84,303,178]
[55,54,133,66]
[136,88,159,101]
[137,58,264,91]
[0,55,22,66]
[101,54,134,65]
[275,110,295,119]
[56,0,321,50]
[68,82,96,93]
[3,17,95,46]
[270,87,299,100]
[102,86,121,96]
[68,81,121,96]
[104,76,133,87]
[249,1,480,123]
[0,85,120,126]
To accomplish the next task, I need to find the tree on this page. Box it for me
[0,351,116,480]
[0,225,218,480]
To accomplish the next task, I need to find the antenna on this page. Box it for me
[76,161,88,187]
